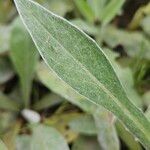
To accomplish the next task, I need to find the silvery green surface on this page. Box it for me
[69,115,97,135]
[30,125,69,150]
[37,61,97,113]
[0,25,10,54]
[10,17,39,107]
[94,108,120,150]
[14,0,150,148]
[37,62,119,148]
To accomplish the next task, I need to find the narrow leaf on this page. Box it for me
[14,0,150,148]
[10,17,39,107]
[33,93,63,110]
[73,0,95,22]
[101,0,125,25]
[116,121,142,150]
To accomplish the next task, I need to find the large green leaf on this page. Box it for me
[10,18,39,107]
[37,62,120,148]
[14,0,150,148]
[30,125,69,150]
[0,140,7,150]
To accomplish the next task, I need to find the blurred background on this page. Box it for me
[0,0,150,150]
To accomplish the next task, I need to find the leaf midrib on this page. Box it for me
[30,11,148,134]
[17,0,149,139]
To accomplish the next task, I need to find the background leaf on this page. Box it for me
[10,17,39,107]
[94,108,120,150]
[0,92,20,111]
[30,124,69,150]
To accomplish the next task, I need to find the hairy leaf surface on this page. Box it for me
[14,0,150,148]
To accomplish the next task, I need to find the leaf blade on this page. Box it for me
[14,0,150,148]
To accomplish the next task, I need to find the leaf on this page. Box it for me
[145,107,150,121]
[100,0,125,25]
[72,135,101,150]
[16,135,31,150]
[116,121,142,150]
[14,0,150,148]
[10,17,39,107]
[87,0,107,20]
[143,91,150,107]
[37,61,97,113]
[69,115,97,135]
[101,26,150,59]
[0,140,7,150]
[141,16,150,36]
[103,49,142,107]
[0,57,14,85]
[0,92,20,111]
[38,62,119,147]
[71,19,99,35]
[30,124,69,150]
[73,0,95,22]
[44,113,80,142]
[94,108,120,150]
[41,0,73,17]
[0,25,11,54]
[33,93,63,110]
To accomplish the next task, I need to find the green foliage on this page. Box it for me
[14,0,150,148]
[0,92,19,111]
[0,0,150,149]
[29,125,69,150]
[0,57,14,84]
[10,18,39,107]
